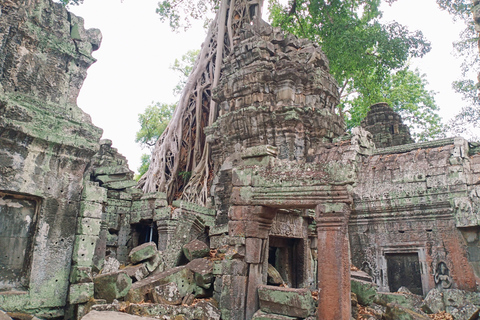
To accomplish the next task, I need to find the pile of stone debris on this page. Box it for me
[351,270,480,320]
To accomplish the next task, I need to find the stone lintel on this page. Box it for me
[231,186,351,208]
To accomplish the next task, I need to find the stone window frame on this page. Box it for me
[0,191,41,292]
[377,244,429,296]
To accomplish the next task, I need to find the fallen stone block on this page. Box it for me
[0,310,11,320]
[126,266,196,303]
[102,256,120,274]
[186,258,214,289]
[149,282,183,305]
[446,305,480,320]
[126,300,221,320]
[94,270,132,302]
[70,266,93,284]
[252,310,298,320]
[145,251,163,273]
[351,279,378,306]
[183,239,210,261]
[69,282,94,304]
[384,303,430,320]
[129,242,157,264]
[83,310,157,320]
[123,264,149,281]
[258,285,314,318]
[422,289,445,314]
[267,264,284,285]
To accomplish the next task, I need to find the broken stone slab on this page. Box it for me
[186,258,214,289]
[128,242,157,264]
[267,264,284,285]
[123,264,149,282]
[149,282,183,305]
[69,282,94,304]
[351,270,373,282]
[258,285,315,318]
[384,303,430,320]
[0,310,12,320]
[145,251,163,273]
[82,311,157,320]
[126,300,221,320]
[183,239,210,261]
[70,266,93,284]
[351,279,378,306]
[103,180,137,190]
[94,166,132,177]
[101,256,120,274]
[446,305,480,320]
[93,270,132,303]
[422,289,445,314]
[126,266,196,303]
[251,310,298,320]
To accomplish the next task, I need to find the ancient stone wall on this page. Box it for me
[0,0,102,316]
[350,137,480,295]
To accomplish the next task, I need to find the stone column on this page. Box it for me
[315,203,351,320]
[229,205,276,319]
[156,219,177,251]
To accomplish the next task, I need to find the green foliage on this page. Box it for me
[135,153,151,181]
[269,0,443,140]
[135,102,175,149]
[435,0,480,137]
[178,171,192,183]
[345,68,444,141]
[157,0,218,30]
[58,0,83,6]
[171,49,200,96]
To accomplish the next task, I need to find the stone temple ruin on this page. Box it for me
[2,0,480,319]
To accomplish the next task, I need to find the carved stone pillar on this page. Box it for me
[156,219,177,251]
[315,203,351,320]
[229,205,275,320]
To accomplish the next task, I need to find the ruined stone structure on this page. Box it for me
[2,0,480,320]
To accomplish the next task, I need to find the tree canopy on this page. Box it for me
[269,0,444,140]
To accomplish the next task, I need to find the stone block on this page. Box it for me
[351,279,378,306]
[183,239,210,261]
[145,251,163,273]
[186,258,214,289]
[251,311,297,320]
[258,285,315,318]
[69,282,94,304]
[73,235,99,267]
[129,242,157,264]
[245,238,263,263]
[228,221,246,237]
[70,266,93,284]
[76,217,101,236]
[149,282,183,305]
[93,270,132,303]
[154,207,171,221]
[82,182,107,203]
[103,180,137,190]
[123,263,149,281]
[126,266,196,303]
[422,289,445,314]
[80,201,104,219]
[94,165,132,176]
[222,259,247,276]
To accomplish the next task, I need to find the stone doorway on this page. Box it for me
[386,252,423,295]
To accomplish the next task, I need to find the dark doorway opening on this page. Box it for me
[268,236,305,288]
[132,221,159,248]
[386,252,423,295]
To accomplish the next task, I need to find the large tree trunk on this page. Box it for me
[138,0,262,204]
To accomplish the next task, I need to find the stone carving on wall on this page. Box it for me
[434,261,453,290]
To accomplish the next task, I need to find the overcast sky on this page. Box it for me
[70,0,471,173]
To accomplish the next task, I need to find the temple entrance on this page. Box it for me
[386,252,423,295]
